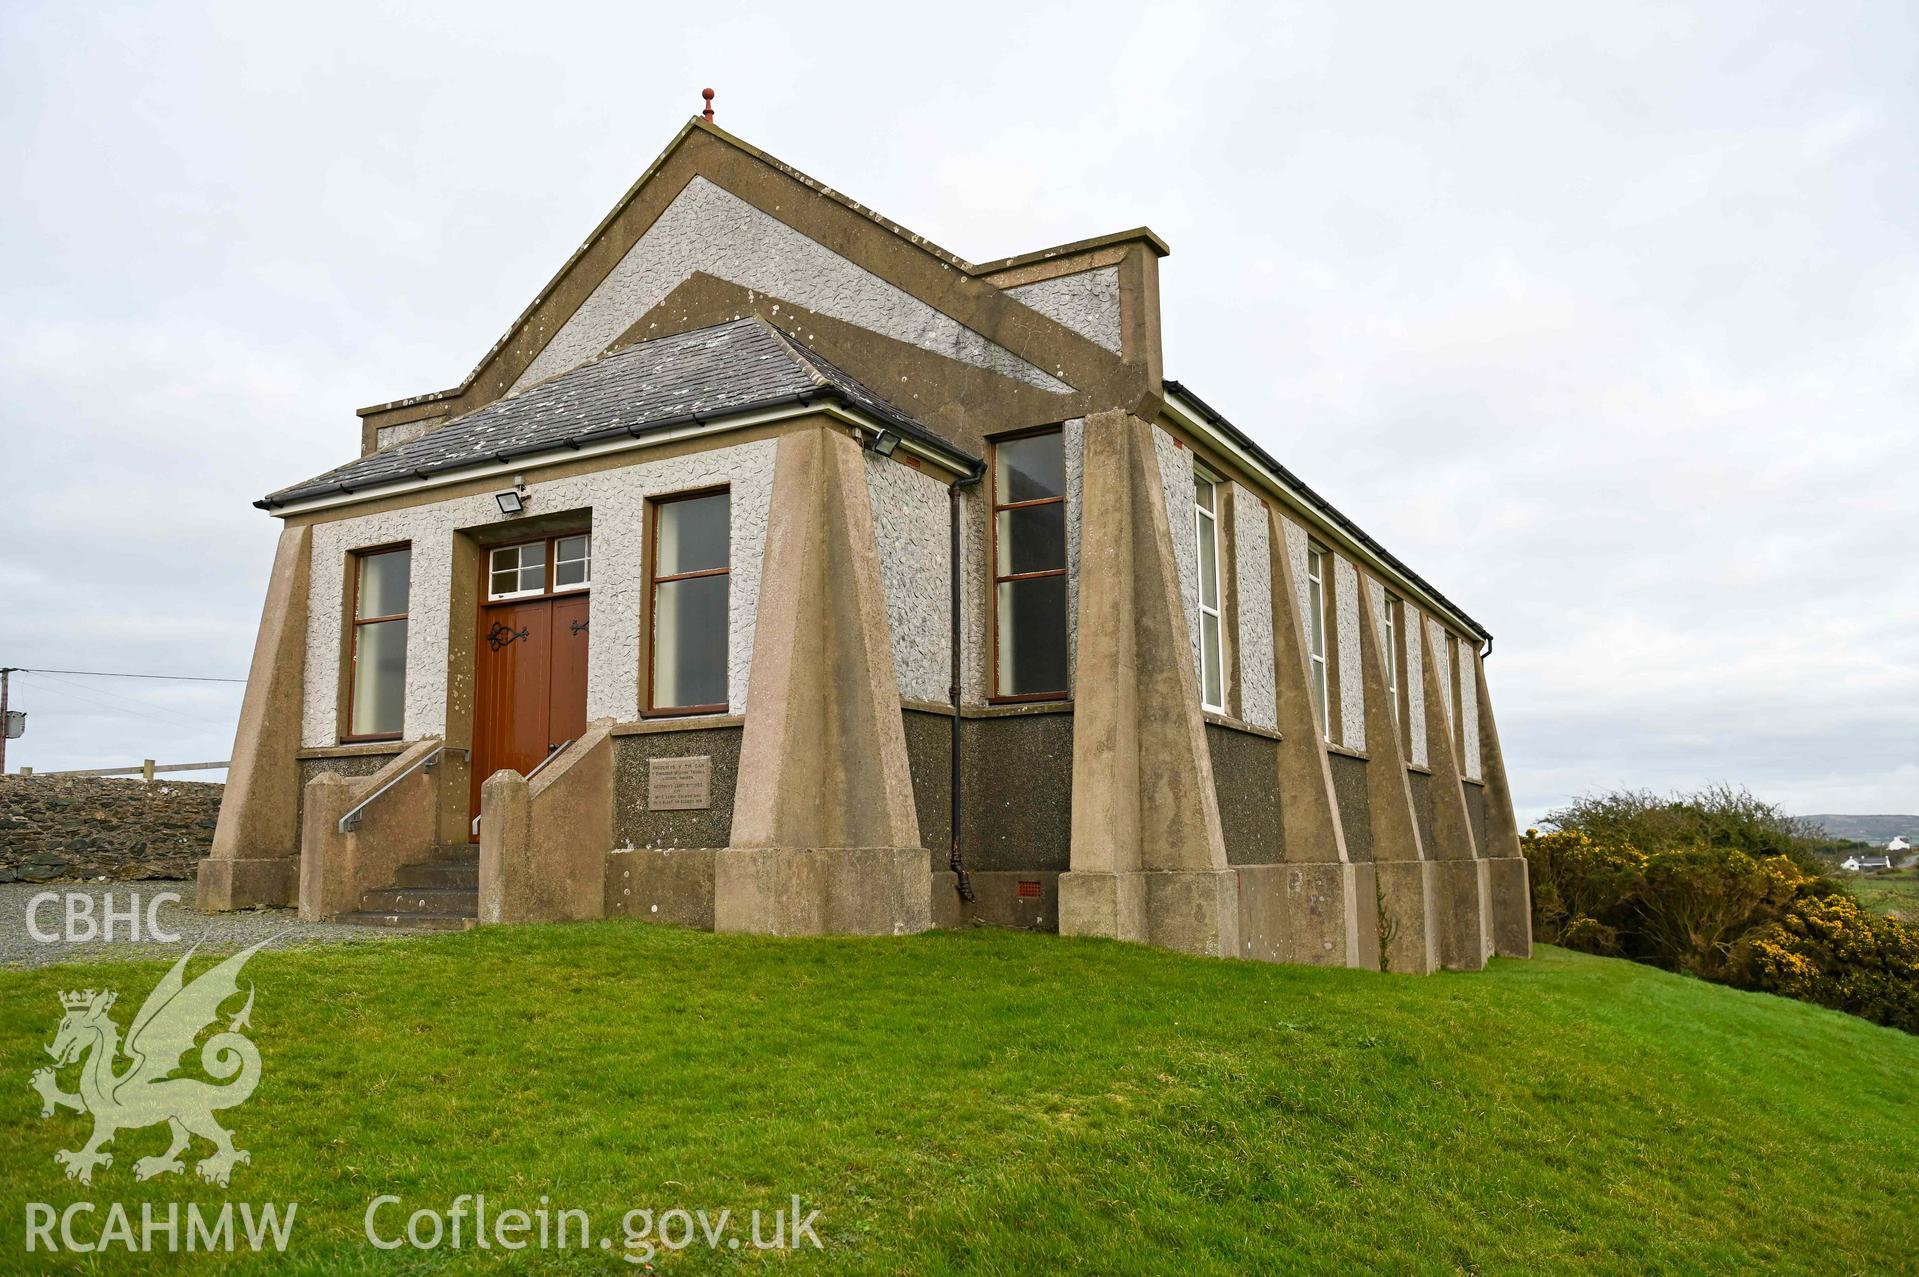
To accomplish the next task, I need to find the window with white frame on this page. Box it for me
[1194,469,1224,712]
[554,534,591,591]
[487,541,547,600]
[487,535,590,601]
[1306,543,1329,739]
[1383,590,1401,722]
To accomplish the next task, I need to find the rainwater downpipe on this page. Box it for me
[947,465,984,903]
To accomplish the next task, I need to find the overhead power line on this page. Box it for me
[2,666,246,684]
[17,673,207,731]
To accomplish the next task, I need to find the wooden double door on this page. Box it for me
[471,543,590,837]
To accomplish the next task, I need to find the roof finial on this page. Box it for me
[701,87,715,122]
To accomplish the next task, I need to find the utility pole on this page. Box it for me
[0,667,12,776]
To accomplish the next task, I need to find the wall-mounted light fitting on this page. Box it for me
[864,429,901,459]
[496,474,530,516]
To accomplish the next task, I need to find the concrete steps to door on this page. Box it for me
[330,909,474,931]
[333,848,478,929]
[354,885,476,914]
[393,858,479,889]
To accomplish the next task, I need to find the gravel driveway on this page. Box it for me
[0,880,447,969]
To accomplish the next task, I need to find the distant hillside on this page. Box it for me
[1800,814,1917,843]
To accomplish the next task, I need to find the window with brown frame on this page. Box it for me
[647,489,729,713]
[990,427,1069,700]
[347,545,410,739]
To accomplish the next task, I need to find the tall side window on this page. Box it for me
[990,428,1069,700]
[1194,470,1224,712]
[1446,631,1464,754]
[1306,543,1329,739]
[1383,591,1401,723]
[348,546,410,740]
[649,490,729,713]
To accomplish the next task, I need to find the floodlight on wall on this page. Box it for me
[864,429,901,459]
[496,489,525,516]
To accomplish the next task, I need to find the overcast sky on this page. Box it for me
[2,1,1913,821]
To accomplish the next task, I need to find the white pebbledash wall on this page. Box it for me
[1426,614,1453,734]
[1154,425,1203,692]
[864,454,952,705]
[514,177,1073,395]
[1232,485,1278,732]
[1332,557,1364,753]
[1406,597,1429,768]
[1063,416,1084,687]
[1005,268,1123,354]
[300,439,775,748]
[1460,645,1481,779]
[374,420,434,451]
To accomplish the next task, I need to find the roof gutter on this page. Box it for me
[1160,382,1491,644]
[258,392,979,519]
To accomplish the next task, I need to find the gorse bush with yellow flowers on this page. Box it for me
[1732,891,1919,1031]
[1523,788,1919,1033]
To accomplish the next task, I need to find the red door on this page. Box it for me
[472,539,590,837]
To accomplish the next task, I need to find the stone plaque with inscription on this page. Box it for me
[647,755,712,811]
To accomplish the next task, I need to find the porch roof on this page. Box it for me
[259,316,977,509]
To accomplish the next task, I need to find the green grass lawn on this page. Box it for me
[2,924,1915,1275]
[1844,869,1919,920]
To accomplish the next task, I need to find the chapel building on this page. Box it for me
[197,113,1532,972]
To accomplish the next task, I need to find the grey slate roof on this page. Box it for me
[260,317,975,508]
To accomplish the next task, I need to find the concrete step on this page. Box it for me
[394,859,479,888]
[356,885,478,916]
[330,910,474,931]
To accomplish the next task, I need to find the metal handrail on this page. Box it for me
[526,738,574,783]
[469,739,573,837]
[338,744,444,833]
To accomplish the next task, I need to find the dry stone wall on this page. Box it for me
[0,776,221,882]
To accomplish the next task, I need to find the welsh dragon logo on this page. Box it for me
[30,939,271,1187]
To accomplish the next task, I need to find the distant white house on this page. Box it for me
[1842,852,1893,872]
[1888,836,1910,853]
